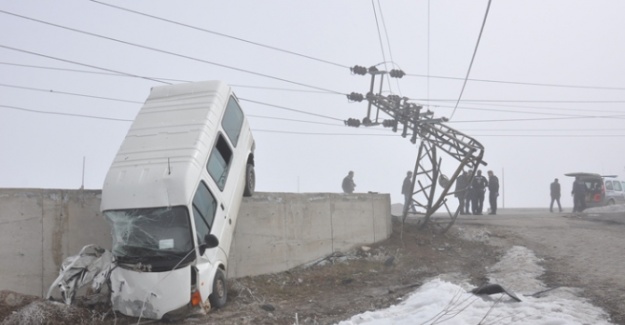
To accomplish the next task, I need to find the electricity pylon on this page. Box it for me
[346,66,487,232]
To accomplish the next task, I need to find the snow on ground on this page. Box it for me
[338,246,613,325]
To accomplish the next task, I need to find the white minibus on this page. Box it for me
[100,80,255,319]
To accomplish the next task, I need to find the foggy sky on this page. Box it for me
[1,1,624,208]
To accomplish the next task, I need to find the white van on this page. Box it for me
[604,177,625,205]
[100,81,255,320]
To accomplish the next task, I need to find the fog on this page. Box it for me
[1,1,624,207]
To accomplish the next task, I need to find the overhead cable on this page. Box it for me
[407,73,625,91]
[0,83,142,104]
[449,0,492,120]
[0,10,344,95]
[238,98,344,122]
[0,104,133,122]
[0,44,169,84]
[88,0,350,69]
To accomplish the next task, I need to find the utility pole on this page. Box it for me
[346,65,486,232]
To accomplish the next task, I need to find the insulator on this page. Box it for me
[368,66,379,74]
[350,65,368,75]
[389,69,405,78]
[344,118,361,127]
[388,94,401,102]
[346,92,364,102]
[382,119,397,128]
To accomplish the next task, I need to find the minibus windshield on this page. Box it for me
[104,206,194,263]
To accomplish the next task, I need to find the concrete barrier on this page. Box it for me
[0,189,391,296]
[0,189,108,297]
[228,192,391,278]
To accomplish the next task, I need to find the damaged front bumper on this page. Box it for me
[110,265,191,320]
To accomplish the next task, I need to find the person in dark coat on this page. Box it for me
[550,178,562,212]
[401,171,414,213]
[471,170,488,215]
[572,176,587,212]
[487,170,499,215]
[465,183,474,214]
[342,171,356,194]
[455,170,469,214]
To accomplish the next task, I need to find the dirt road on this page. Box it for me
[454,208,625,324]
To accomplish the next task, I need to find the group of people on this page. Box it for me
[344,169,591,215]
[550,177,587,213]
[454,170,500,215]
[342,169,500,216]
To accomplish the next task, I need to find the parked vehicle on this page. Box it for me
[101,81,255,320]
[564,172,624,208]
[604,177,625,205]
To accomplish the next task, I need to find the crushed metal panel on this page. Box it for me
[46,244,114,305]
[110,266,191,320]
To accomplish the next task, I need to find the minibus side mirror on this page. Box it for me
[199,234,220,255]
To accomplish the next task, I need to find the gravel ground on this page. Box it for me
[2,207,624,324]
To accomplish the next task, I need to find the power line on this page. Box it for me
[407,73,625,91]
[7,60,623,96]
[0,10,345,95]
[0,61,191,83]
[449,115,625,124]
[432,101,625,115]
[238,98,344,122]
[449,0,492,120]
[0,104,133,122]
[5,101,624,138]
[471,134,625,138]
[0,61,336,94]
[232,84,334,95]
[461,127,625,132]
[252,128,625,138]
[374,0,402,95]
[5,77,622,124]
[0,45,170,84]
[416,98,625,104]
[247,114,341,127]
[371,1,388,77]
[432,103,605,118]
[88,0,350,69]
[253,129,400,136]
[0,83,142,104]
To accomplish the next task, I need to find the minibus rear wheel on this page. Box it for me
[244,163,255,197]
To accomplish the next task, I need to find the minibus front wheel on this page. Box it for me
[209,269,227,308]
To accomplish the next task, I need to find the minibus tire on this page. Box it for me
[244,164,255,197]
[209,269,227,308]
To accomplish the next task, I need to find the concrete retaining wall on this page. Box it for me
[227,192,391,278]
[0,189,391,297]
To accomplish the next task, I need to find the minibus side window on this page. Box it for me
[605,180,613,191]
[221,96,244,147]
[613,181,622,191]
[192,181,217,242]
[207,134,233,191]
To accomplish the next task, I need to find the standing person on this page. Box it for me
[550,178,562,212]
[455,170,469,214]
[342,171,356,194]
[465,184,473,215]
[487,170,499,215]
[401,171,414,213]
[471,170,488,215]
[571,176,587,212]
[464,172,473,214]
